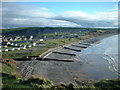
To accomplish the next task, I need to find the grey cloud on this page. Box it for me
[2,2,81,28]
[2,2,118,29]
[53,11,118,28]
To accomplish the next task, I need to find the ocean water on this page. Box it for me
[102,35,118,73]
[76,35,118,79]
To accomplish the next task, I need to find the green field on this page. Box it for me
[2,38,81,58]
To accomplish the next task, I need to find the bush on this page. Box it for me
[20,75,53,88]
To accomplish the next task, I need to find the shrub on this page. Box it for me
[20,75,53,88]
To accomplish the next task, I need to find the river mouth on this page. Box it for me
[18,34,118,84]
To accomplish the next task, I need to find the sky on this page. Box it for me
[2,2,118,28]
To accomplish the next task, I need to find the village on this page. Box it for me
[1,34,46,52]
[0,32,85,53]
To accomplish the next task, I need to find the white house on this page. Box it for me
[24,38,27,40]
[7,42,11,45]
[29,36,33,40]
[23,47,26,49]
[4,45,8,48]
[40,39,44,42]
[15,44,18,46]
[28,45,32,48]
[17,48,21,50]
[9,38,13,41]
[10,48,15,51]
[32,43,36,46]
[24,45,27,47]
[11,43,14,45]
[4,49,8,52]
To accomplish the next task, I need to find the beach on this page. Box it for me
[17,33,118,85]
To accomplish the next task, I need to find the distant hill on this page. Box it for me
[2,27,116,36]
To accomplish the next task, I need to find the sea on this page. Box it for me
[76,34,119,80]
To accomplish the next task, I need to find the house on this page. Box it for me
[8,38,13,41]
[17,48,21,50]
[22,47,26,49]
[4,39,8,42]
[27,45,32,48]
[29,36,33,40]
[24,45,27,47]
[11,48,15,51]
[32,43,36,46]
[19,45,22,47]
[15,44,18,46]
[4,49,8,52]
[7,42,11,45]
[44,36,47,39]
[4,45,8,48]
[11,43,14,45]
[40,39,44,42]
[23,38,27,40]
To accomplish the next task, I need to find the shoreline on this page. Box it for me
[18,33,118,85]
[39,33,116,59]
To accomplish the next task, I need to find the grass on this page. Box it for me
[45,38,80,46]
[1,63,16,74]
[93,79,120,89]
[1,62,54,89]
[2,48,29,58]
[2,38,81,58]
[1,62,120,89]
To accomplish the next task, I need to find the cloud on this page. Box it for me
[54,10,118,28]
[2,2,118,29]
[2,3,82,28]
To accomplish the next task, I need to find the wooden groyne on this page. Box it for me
[26,56,39,58]
[63,46,81,52]
[72,44,88,48]
[12,58,32,61]
[41,58,74,62]
[13,57,74,62]
[52,51,76,56]
[78,43,91,46]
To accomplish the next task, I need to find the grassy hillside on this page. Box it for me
[1,62,120,89]
[2,27,116,36]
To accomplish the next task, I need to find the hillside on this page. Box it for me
[2,27,116,36]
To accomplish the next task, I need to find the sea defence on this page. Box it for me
[13,57,75,62]
[52,51,76,56]
[63,46,82,52]
[78,42,91,46]
[71,44,88,48]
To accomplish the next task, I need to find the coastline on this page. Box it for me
[18,33,118,85]
[39,32,116,59]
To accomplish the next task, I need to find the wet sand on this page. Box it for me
[17,33,117,85]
